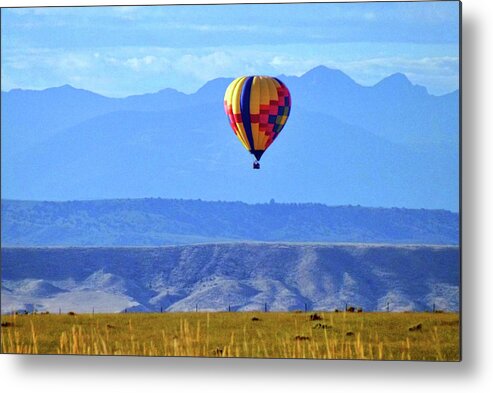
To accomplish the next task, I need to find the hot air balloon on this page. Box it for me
[224,76,291,169]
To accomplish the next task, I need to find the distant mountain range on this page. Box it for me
[1,243,460,313]
[1,66,459,210]
[1,198,459,246]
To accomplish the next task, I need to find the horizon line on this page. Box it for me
[0,241,460,249]
[1,65,459,99]
[1,196,459,213]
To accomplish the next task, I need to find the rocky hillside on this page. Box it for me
[1,243,459,313]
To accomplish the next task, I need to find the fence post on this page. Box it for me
[264,303,267,313]
[228,304,231,312]
[386,302,390,312]
[160,306,163,313]
[304,303,307,312]
[196,304,198,312]
[432,303,436,313]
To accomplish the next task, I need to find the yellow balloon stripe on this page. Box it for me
[230,77,250,151]
[256,77,265,150]
[224,77,248,150]
[227,76,243,108]
[250,76,261,150]
[258,77,272,150]
[260,77,272,105]
[267,77,278,102]
[271,78,281,89]
[223,78,235,106]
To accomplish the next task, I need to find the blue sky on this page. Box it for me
[1,1,460,97]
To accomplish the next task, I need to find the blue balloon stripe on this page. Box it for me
[240,77,255,154]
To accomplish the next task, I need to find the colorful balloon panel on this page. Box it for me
[224,76,291,161]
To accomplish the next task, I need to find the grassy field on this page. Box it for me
[1,311,460,360]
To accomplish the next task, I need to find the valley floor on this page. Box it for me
[1,311,460,361]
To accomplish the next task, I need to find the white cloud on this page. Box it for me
[326,56,458,94]
[1,44,459,97]
[123,56,157,71]
[268,55,319,76]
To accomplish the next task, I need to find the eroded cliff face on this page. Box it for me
[1,243,459,313]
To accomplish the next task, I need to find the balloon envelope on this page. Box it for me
[224,76,291,161]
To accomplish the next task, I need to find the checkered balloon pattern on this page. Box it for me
[224,76,291,161]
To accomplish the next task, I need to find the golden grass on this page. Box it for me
[1,311,460,360]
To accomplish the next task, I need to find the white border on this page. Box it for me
[2,1,493,392]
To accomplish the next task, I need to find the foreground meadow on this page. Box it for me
[1,312,460,360]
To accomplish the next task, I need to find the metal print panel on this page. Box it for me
[0,1,461,360]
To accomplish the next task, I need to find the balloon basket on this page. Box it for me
[253,161,260,170]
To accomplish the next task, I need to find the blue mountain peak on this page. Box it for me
[2,67,458,210]
[58,84,76,90]
[195,77,234,95]
[375,73,412,88]
[301,65,357,86]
